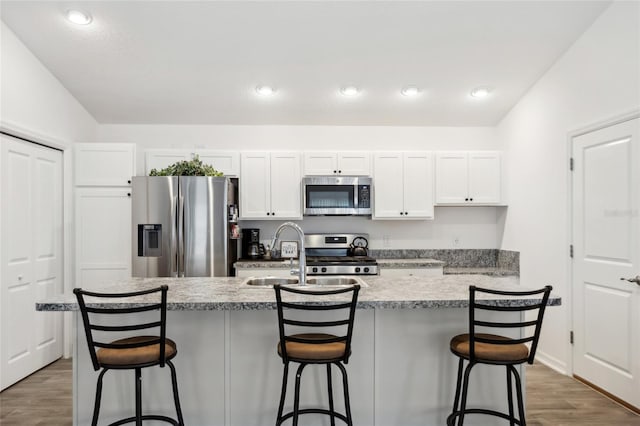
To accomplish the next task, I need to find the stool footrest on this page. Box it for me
[277,408,349,425]
[108,414,181,426]
[447,408,523,425]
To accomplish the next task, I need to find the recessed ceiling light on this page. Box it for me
[66,9,92,25]
[470,87,492,99]
[255,85,276,96]
[401,86,420,97]
[340,86,360,97]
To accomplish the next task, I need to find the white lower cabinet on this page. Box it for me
[75,188,131,290]
[240,152,301,219]
[373,152,434,219]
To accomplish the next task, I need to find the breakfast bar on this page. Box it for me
[38,275,560,426]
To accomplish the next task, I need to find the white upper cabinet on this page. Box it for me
[303,151,370,176]
[373,152,434,220]
[75,143,135,186]
[435,151,502,205]
[240,152,301,219]
[145,149,240,176]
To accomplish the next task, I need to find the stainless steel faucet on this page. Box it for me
[270,222,306,285]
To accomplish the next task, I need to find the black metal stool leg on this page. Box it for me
[451,357,464,416]
[511,365,526,426]
[276,362,289,426]
[135,367,143,426]
[456,361,475,426]
[92,369,108,426]
[506,365,515,425]
[292,363,307,426]
[335,362,352,426]
[326,363,336,426]
[166,360,184,426]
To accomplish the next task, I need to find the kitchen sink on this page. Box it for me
[243,277,300,287]
[241,276,368,288]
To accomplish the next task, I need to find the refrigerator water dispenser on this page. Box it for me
[138,224,162,257]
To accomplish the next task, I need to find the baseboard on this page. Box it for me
[535,350,567,375]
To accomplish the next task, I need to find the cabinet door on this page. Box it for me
[145,150,190,175]
[76,143,135,186]
[75,188,131,290]
[338,152,371,176]
[435,152,469,204]
[240,152,271,218]
[270,152,302,219]
[303,152,337,175]
[468,152,501,203]
[198,150,240,176]
[402,152,434,219]
[373,153,404,218]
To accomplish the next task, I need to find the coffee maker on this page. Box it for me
[241,228,261,259]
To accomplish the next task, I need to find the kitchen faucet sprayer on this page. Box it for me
[270,222,306,285]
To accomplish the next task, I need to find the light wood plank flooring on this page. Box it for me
[1,359,638,425]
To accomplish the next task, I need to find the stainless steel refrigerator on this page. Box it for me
[132,176,238,277]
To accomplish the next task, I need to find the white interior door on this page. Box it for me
[572,117,640,410]
[1,134,64,390]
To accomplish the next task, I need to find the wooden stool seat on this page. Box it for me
[450,333,529,362]
[97,336,177,367]
[277,333,347,361]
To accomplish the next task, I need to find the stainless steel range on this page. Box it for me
[304,233,378,275]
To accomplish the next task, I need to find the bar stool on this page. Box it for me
[273,284,360,426]
[447,285,552,426]
[74,285,184,426]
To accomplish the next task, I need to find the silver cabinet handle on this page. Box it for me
[620,275,640,285]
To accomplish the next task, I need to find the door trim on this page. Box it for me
[567,108,640,378]
[0,119,75,358]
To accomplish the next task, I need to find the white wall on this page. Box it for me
[497,1,640,373]
[0,21,97,144]
[97,124,503,249]
[1,20,99,359]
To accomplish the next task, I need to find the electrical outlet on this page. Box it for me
[453,237,460,247]
[383,235,391,248]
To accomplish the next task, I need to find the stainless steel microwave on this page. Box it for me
[302,176,372,216]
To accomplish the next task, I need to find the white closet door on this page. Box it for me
[572,117,640,410]
[1,134,63,390]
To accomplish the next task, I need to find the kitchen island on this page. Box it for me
[38,275,559,426]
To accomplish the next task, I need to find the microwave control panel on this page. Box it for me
[358,185,371,208]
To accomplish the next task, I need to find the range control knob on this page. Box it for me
[355,267,361,273]
[364,267,370,273]
[321,267,327,273]
[312,267,318,273]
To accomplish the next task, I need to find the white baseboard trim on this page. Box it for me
[536,350,568,375]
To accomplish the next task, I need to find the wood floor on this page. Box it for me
[1,359,638,425]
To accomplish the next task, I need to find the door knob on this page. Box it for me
[620,275,640,285]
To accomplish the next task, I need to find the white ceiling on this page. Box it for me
[1,1,611,126]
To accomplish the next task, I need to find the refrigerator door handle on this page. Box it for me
[177,194,185,277]
[171,194,179,277]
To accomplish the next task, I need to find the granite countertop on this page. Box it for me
[234,259,516,275]
[37,275,559,312]
[235,258,445,269]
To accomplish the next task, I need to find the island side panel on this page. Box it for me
[74,311,226,425]
[228,309,375,426]
[375,308,523,425]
